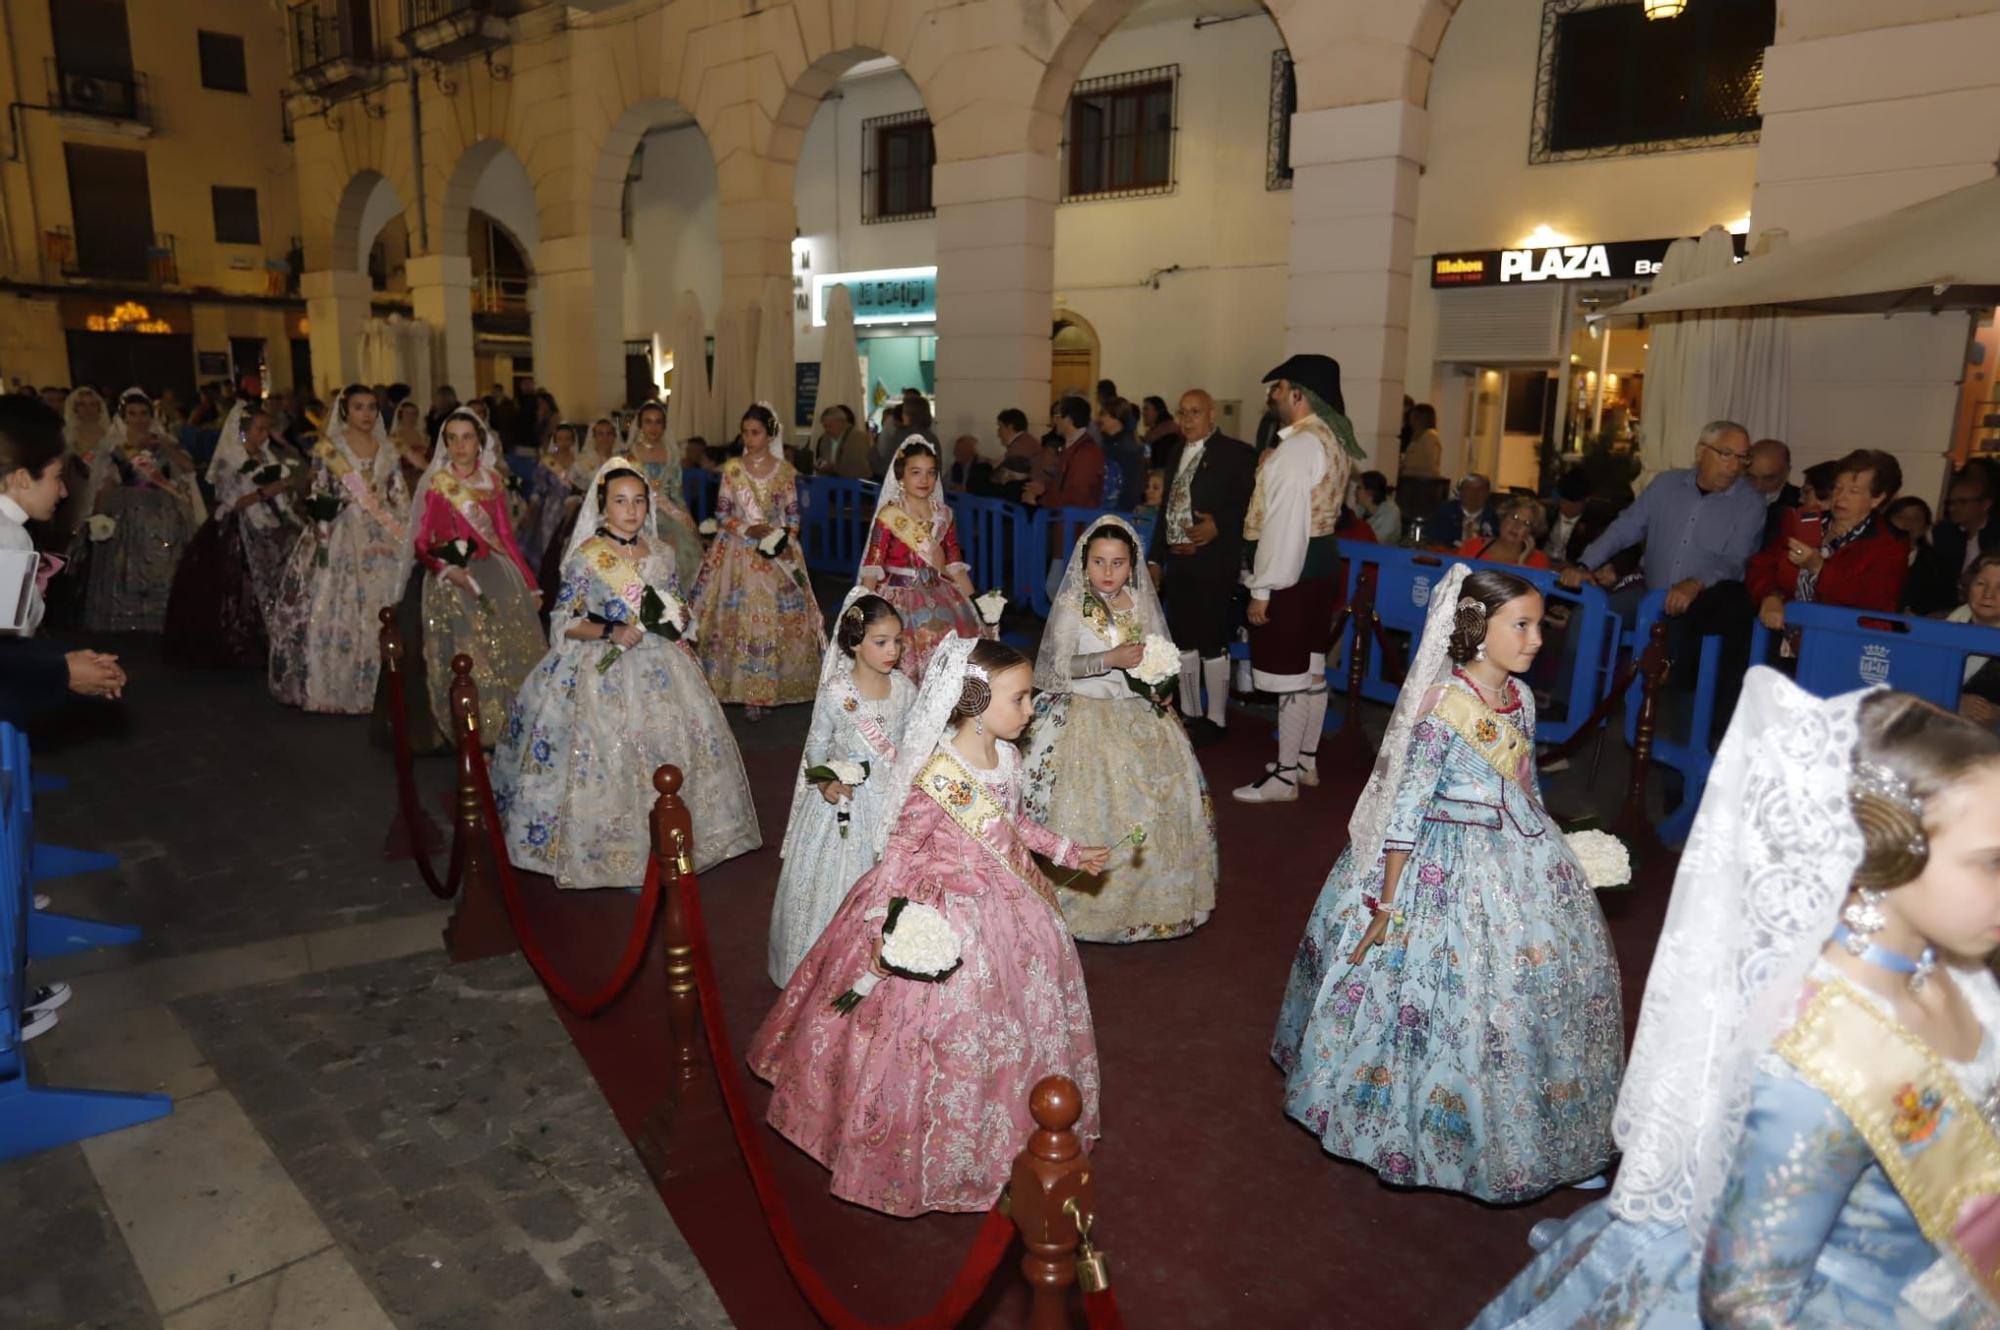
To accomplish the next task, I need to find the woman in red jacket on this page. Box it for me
[1750,447,1907,633]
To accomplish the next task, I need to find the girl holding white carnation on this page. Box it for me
[1271,565,1622,1203]
[690,403,822,717]
[766,590,916,985]
[858,437,990,682]
[494,459,760,886]
[750,637,1109,1217]
[81,387,206,632]
[1023,515,1218,944]
[403,409,546,740]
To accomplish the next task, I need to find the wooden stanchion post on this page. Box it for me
[380,607,445,861]
[1320,570,1378,770]
[634,765,729,1185]
[1008,1076,1094,1330]
[441,655,518,963]
[1613,622,1671,852]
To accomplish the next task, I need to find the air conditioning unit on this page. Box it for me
[61,73,132,119]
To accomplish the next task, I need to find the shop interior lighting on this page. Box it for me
[1725,214,1752,235]
[1519,224,1573,248]
[1643,0,1687,18]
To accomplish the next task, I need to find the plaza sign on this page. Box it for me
[1430,234,1746,288]
[812,267,938,327]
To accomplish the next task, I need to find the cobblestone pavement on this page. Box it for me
[0,1144,158,1329]
[174,951,732,1330]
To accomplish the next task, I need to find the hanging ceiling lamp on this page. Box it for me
[1643,0,1688,17]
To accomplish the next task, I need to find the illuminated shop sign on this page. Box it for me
[1430,234,1747,288]
[812,267,938,327]
[85,300,174,333]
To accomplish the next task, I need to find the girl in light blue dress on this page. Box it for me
[765,589,915,985]
[1471,672,2000,1330]
[1272,565,1622,1204]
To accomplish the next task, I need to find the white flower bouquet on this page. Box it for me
[698,518,719,537]
[755,529,789,559]
[831,897,961,1013]
[595,583,688,673]
[1565,827,1633,890]
[974,589,1008,626]
[240,454,301,488]
[803,758,870,837]
[1122,633,1181,713]
[84,515,117,543]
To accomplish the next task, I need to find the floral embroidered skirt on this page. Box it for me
[879,570,987,683]
[82,488,195,633]
[420,556,547,741]
[1022,692,1218,944]
[1270,814,1622,1203]
[691,537,822,706]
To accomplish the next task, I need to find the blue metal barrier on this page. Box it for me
[1784,602,2000,705]
[1336,544,1615,748]
[797,475,879,577]
[946,493,1028,602]
[680,467,720,524]
[0,726,169,1159]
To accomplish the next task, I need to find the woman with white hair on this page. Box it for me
[80,387,205,632]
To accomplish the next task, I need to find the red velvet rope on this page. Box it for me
[383,658,465,900]
[674,864,1019,1330]
[467,761,664,1018]
[1083,1288,1129,1330]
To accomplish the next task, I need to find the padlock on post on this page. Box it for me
[1064,1195,1112,1293]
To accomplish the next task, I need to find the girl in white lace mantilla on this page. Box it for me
[766,589,916,984]
[1022,515,1218,943]
[1474,672,2000,1330]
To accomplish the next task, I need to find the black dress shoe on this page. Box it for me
[1182,717,1225,747]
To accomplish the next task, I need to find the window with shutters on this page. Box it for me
[862,111,935,223]
[197,31,248,93]
[1063,66,1177,202]
[212,186,261,245]
[1533,0,1774,161]
[64,143,152,280]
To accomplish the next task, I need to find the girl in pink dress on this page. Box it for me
[748,636,1110,1217]
[408,409,547,739]
[860,438,989,682]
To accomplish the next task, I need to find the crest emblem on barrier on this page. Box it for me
[1412,575,1431,608]
[1859,642,1891,685]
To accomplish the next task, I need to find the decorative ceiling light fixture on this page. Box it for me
[1643,0,1687,18]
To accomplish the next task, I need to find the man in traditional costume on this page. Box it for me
[1233,354,1366,804]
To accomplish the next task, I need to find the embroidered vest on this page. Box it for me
[1244,414,1348,542]
[1776,979,2000,1309]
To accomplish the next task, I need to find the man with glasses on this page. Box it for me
[1147,389,1255,745]
[1746,437,1799,545]
[1559,420,1766,728]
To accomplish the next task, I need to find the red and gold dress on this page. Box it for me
[691,456,823,706]
[861,499,987,682]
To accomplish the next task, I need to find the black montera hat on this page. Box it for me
[1262,354,1344,417]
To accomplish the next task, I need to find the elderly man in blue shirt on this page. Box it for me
[1558,420,1765,729]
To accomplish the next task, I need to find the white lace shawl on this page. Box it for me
[1033,514,1169,695]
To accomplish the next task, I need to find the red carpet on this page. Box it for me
[465,720,1675,1330]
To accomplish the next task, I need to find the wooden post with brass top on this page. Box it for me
[1008,1075,1095,1330]
[1614,621,1672,852]
[377,606,445,861]
[440,654,518,963]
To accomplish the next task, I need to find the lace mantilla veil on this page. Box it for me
[869,633,983,857]
[623,400,675,458]
[94,385,204,523]
[1608,667,1867,1249]
[860,436,948,579]
[1034,514,1168,694]
[550,456,669,636]
[207,400,253,489]
[62,386,108,457]
[404,407,503,592]
[1345,563,1469,869]
[778,584,877,863]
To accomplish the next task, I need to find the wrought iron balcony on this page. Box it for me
[288,0,384,95]
[403,0,513,60]
[46,59,149,130]
[45,227,178,286]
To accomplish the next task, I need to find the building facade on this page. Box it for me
[0,0,304,403]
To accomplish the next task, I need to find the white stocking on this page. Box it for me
[1277,692,1306,770]
[1301,651,1328,754]
[1202,655,1230,727]
[1177,650,1201,718]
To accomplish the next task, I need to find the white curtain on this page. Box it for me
[667,289,711,447]
[758,273,796,437]
[358,315,436,405]
[817,284,866,439]
[709,298,755,444]
[1641,226,1790,477]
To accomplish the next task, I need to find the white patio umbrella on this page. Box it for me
[816,284,866,442]
[666,289,711,447]
[359,315,435,404]
[757,273,795,437]
[1704,229,1791,449]
[1637,227,1737,476]
[709,298,754,444]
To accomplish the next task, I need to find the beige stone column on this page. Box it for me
[1284,100,1425,467]
[932,151,1058,447]
[406,254,475,403]
[300,269,372,396]
[534,234,624,417]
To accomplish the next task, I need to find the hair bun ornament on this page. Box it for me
[956,674,992,719]
[1850,760,1929,889]
[841,603,865,625]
